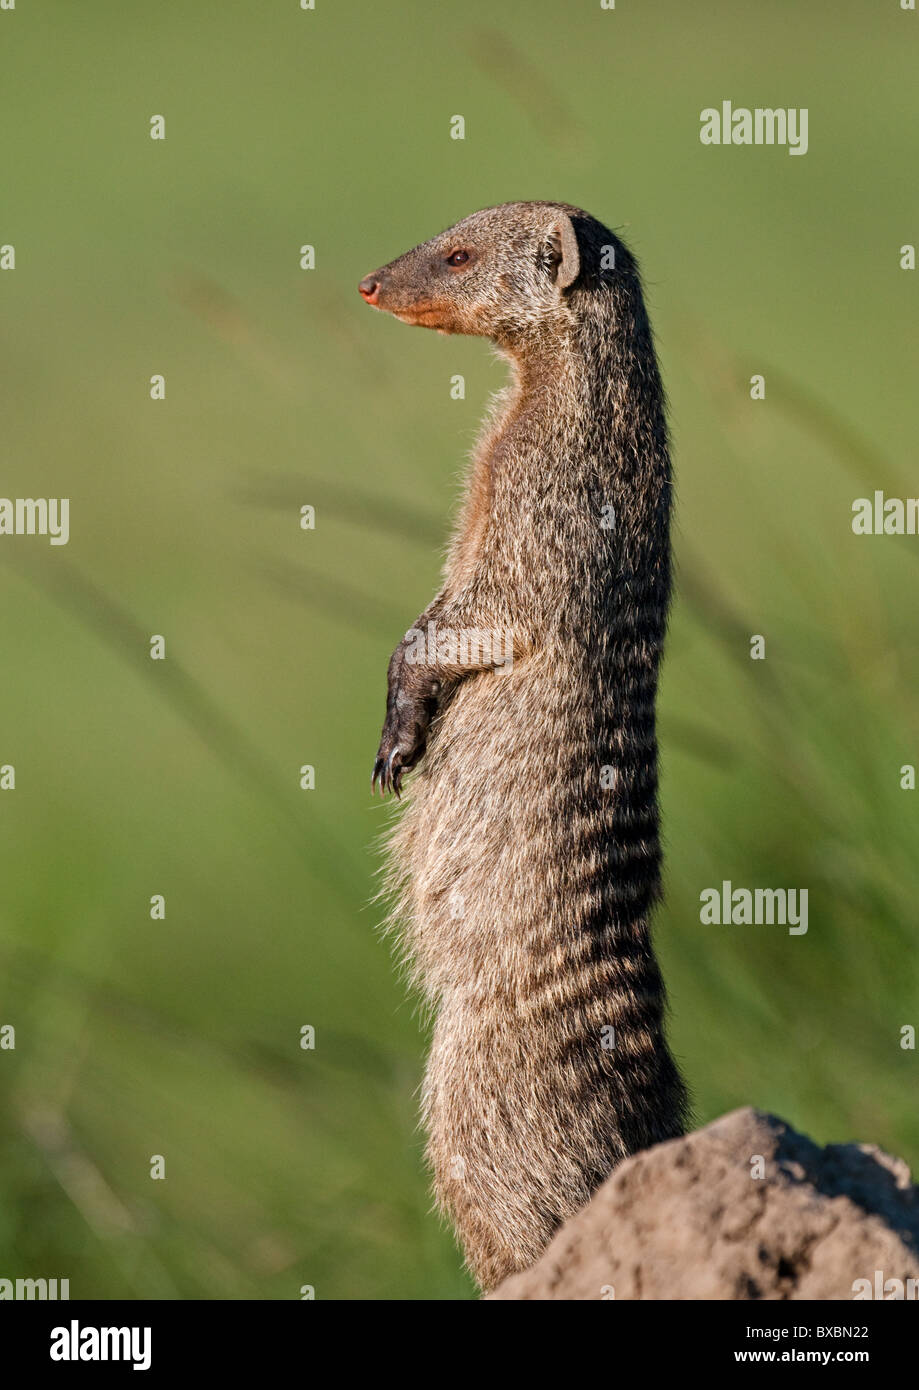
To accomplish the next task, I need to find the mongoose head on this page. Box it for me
[358,202,627,349]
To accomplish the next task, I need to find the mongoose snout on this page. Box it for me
[358,202,581,342]
[362,201,689,1291]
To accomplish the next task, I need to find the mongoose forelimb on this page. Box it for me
[360,202,689,1292]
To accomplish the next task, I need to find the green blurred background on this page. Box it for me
[0,0,916,1299]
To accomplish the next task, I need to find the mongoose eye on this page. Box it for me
[446,249,470,267]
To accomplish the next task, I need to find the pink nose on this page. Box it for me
[359,275,380,305]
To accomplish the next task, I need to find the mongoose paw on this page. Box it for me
[371,706,429,798]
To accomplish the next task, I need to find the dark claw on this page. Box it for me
[371,746,402,798]
[388,747,402,798]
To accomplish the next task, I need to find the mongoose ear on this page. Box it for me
[547,215,580,290]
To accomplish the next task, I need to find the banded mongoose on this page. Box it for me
[360,202,689,1291]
